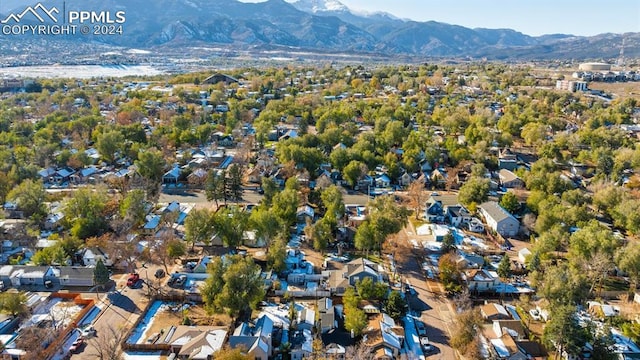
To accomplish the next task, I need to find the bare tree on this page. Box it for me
[14,326,51,359]
[407,177,427,219]
[90,323,128,360]
[345,341,375,360]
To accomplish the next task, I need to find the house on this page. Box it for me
[328,258,384,295]
[397,171,412,187]
[316,298,337,334]
[202,73,239,85]
[493,320,527,340]
[375,174,391,188]
[429,168,448,187]
[296,205,315,223]
[478,201,520,238]
[0,266,56,287]
[465,269,500,293]
[517,248,532,265]
[142,215,162,236]
[218,135,235,148]
[246,167,263,184]
[362,313,405,359]
[57,267,95,287]
[480,303,511,321]
[163,166,181,184]
[446,205,472,226]
[467,218,485,233]
[424,193,460,222]
[165,326,228,360]
[229,315,273,360]
[187,168,208,186]
[498,148,518,171]
[80,247,112,267]
[498,169,524,189]
[290,329,313,360]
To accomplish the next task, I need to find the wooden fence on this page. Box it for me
[45,293,95,360]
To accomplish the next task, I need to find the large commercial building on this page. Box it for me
[579,62,612,71]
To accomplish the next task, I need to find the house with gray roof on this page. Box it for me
[478,201,519,237]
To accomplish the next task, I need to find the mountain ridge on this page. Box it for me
[0,0,637,60]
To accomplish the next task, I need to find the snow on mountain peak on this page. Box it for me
[287,0,348,13]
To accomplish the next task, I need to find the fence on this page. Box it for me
[121,294,186,352]
[44,292,95,360]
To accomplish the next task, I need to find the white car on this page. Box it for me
[529,309,541,321]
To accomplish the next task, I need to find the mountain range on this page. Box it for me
[0,0,637,61]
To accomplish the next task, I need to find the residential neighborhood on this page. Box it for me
[0,59,638,360]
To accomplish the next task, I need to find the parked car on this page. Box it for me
[154,269,165,278]
[174,275,187,287]
[529,309,542,321]
[69,337,84,353]
[80,326,96,338]
[420,337,434,353]
[127,273,140,287]
[416,321,427,337]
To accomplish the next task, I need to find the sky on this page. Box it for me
[337,0,640,36]
[244,0,640,37]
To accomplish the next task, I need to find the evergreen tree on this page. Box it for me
[93,259,110,290]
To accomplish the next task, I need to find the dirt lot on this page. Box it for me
[144,304,232,338]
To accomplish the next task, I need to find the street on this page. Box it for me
[396,224,458,360]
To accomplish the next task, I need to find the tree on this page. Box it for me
[212,206,248,249]
[616,242,640,293]
[249,206,283,253]
[344,341,375,360]
[0,291,28,317]
[226,164,244,201]
[497,255,511,279]
[205,169,227,206]
[439,252,462,294]
[343,160,367,188]
[14,326,49,359]
[201,255,265,320]
[94,259,110,290]
[31,244,67,265]
[267,237,287,273]
[7,179,47,223]
[310,217,333,253]
[64,187,108,239]
[135,148,166,199]
[184,208,215,251]
[155,236,186,274]
[119,189,147,229]
[441,231,456,253]
[407,178,427,219]
[458,177,489,208]
[384,290,408,321]
[320,185,345,221]
[543,304,588,360]
[96,130,125,164]
[344,306,368,337]
[212,347,252,360]
[450,309,482,356]
[356,277,387,300]
[260,176,278,207]
[89,323,127,360]
[272,188,300,227]
[499,191,520,214]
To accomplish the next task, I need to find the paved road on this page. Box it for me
[397,225,458,360]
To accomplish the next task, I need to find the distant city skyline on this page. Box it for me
[239,0,640,37]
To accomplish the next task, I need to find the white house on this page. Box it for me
[478,201,520,237]
[81,247,113,267]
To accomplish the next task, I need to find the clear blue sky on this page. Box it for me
[241,0,640,36]
[337,0,640,36]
